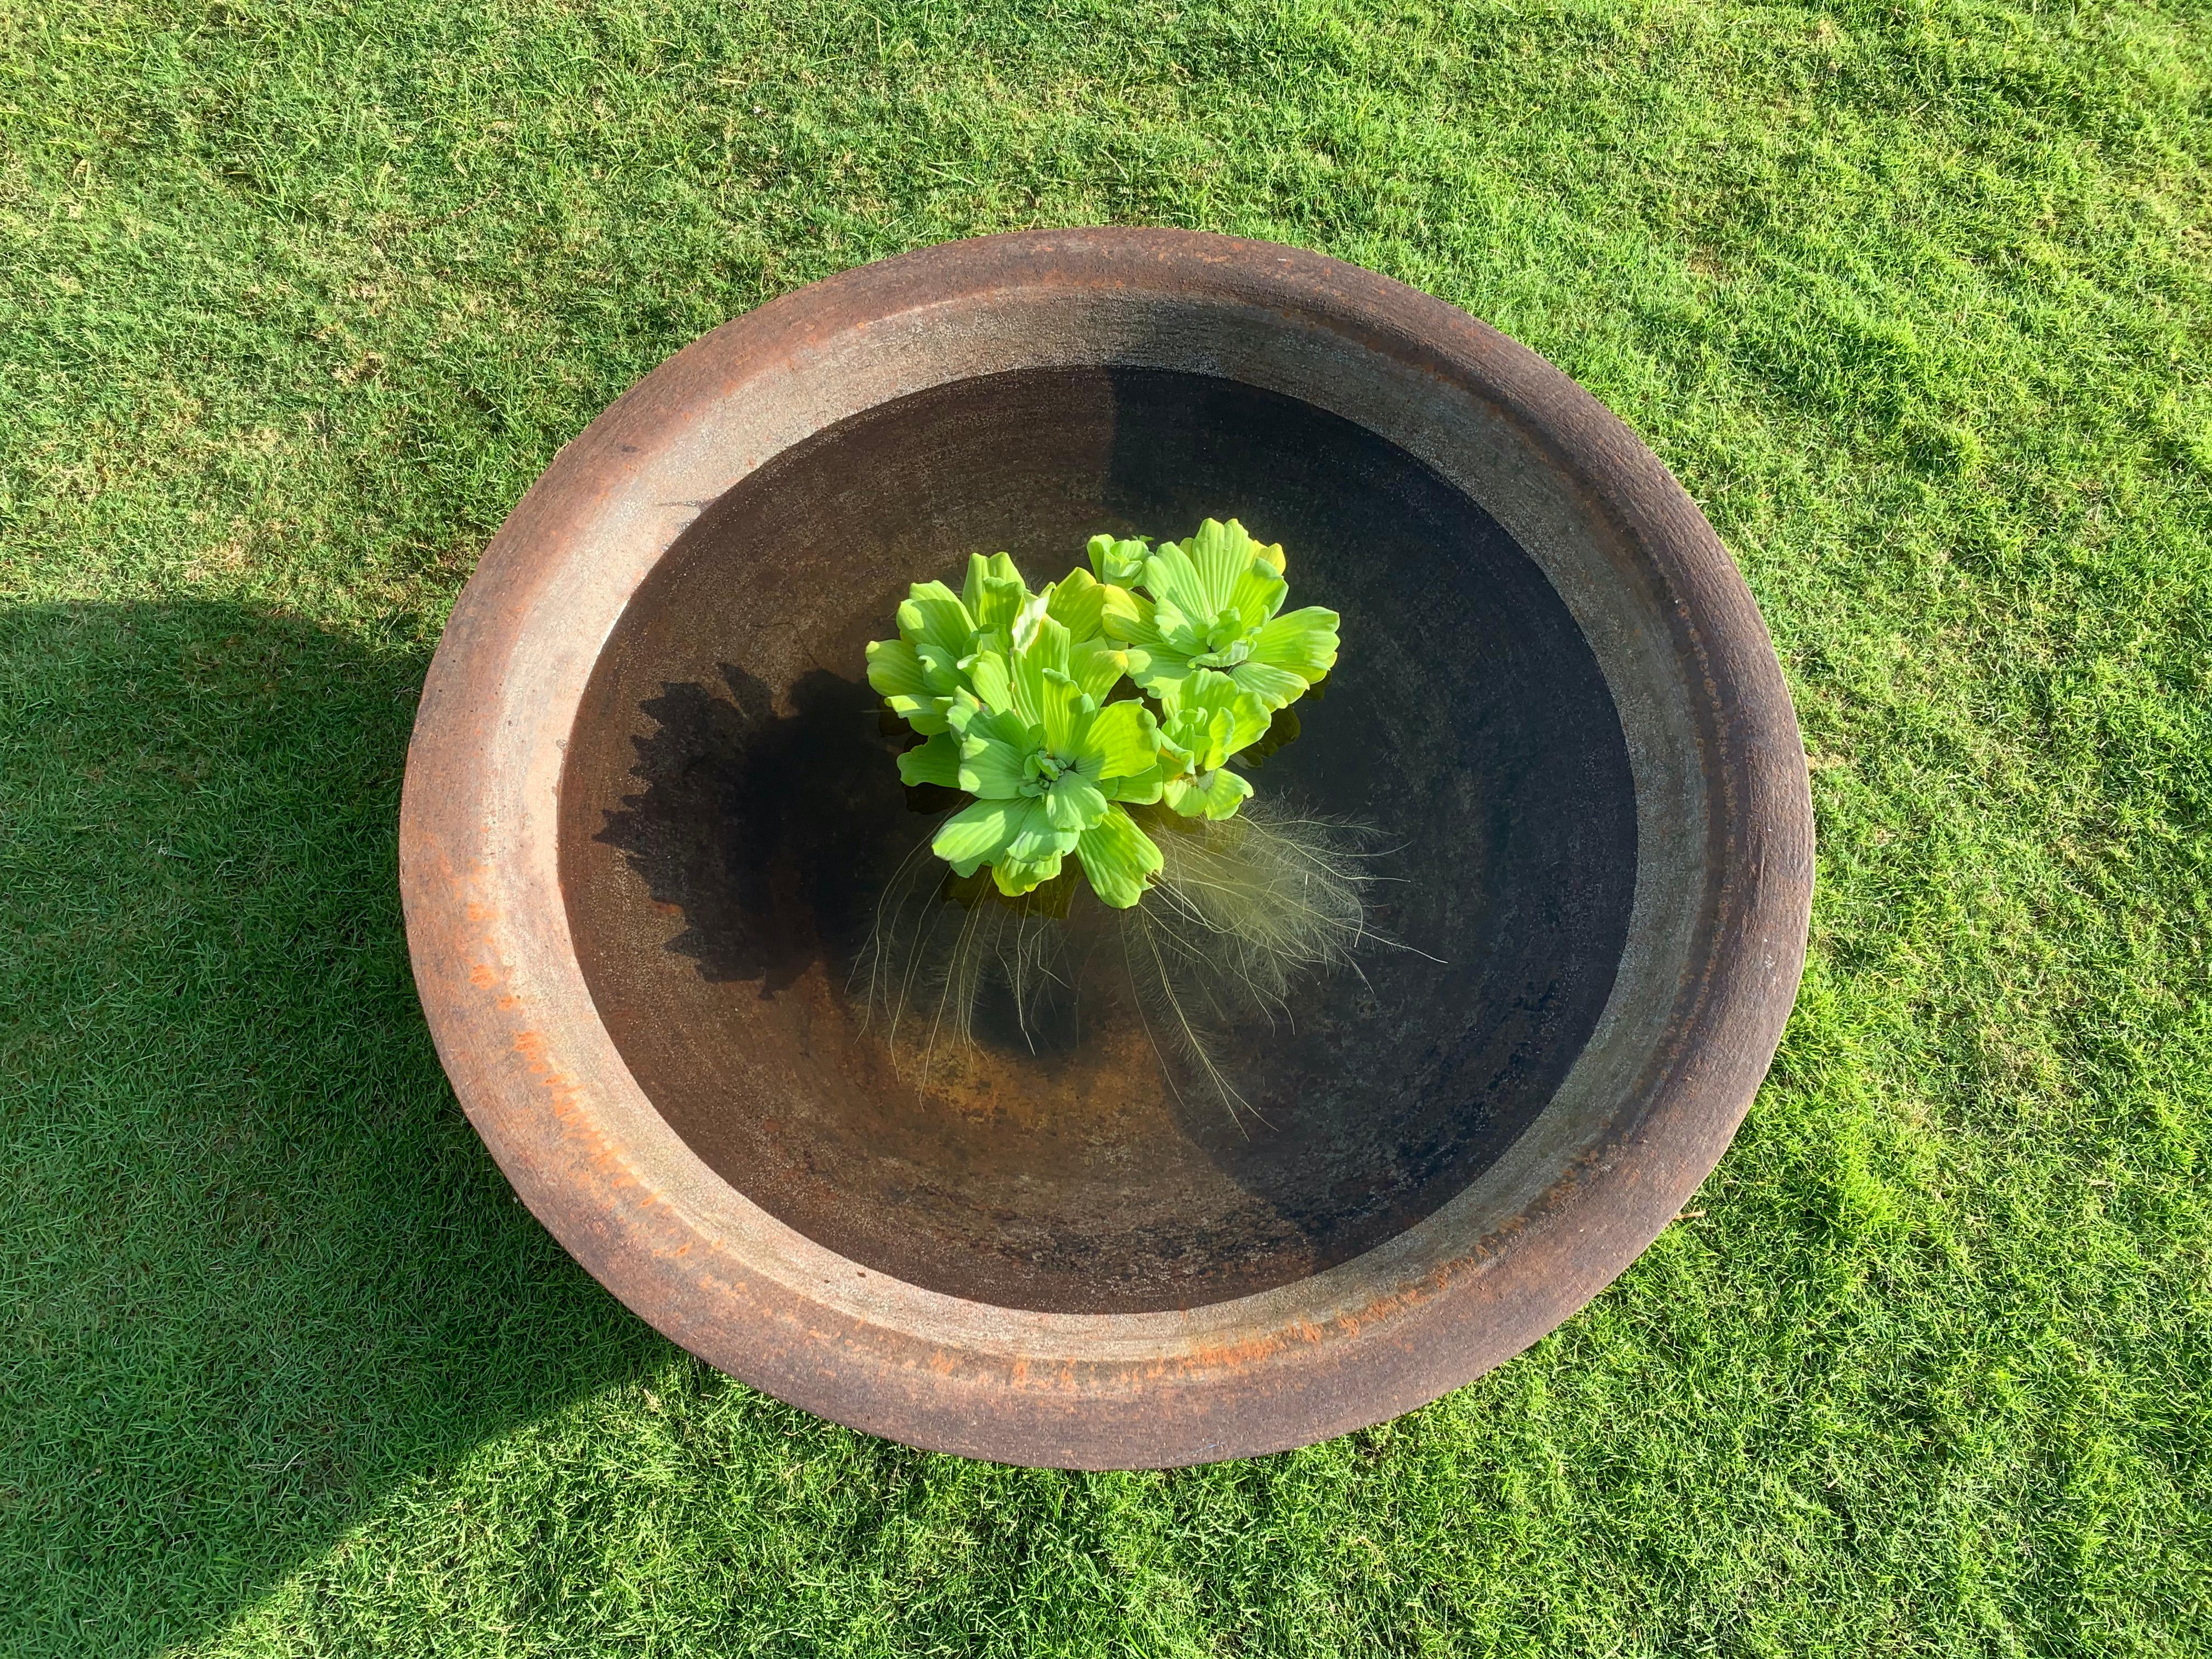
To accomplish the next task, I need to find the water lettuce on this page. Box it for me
[1100,518,1339,712]
[931,613,1170,905]
[863,551,1030,739]
[1157,674,1271,820]
[867,520,1340,905]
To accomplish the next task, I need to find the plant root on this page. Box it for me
[853,796,1384,1121]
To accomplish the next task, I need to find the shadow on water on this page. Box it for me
[571,654,1413,1300]
[0,601,692,1655]
[591,663,939,998]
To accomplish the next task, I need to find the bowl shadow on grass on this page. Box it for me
[0,600,757,1654]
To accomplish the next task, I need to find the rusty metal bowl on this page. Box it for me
[399,229,1812,1469]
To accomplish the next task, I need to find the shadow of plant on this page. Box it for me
[0,601,670,1655]
[591,662,943,998]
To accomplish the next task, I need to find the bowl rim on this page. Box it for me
[399,227,1813,1468]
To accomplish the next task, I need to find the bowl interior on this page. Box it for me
[557,366,1637,1315]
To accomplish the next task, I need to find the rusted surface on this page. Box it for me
[399,229,1814,1469]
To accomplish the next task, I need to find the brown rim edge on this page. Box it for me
[399,229,1814,1469]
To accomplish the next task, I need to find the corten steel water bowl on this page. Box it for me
[400,228,1812,1469]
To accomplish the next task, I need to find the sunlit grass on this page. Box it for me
[2,0,2207,1652]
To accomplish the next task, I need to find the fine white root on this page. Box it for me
[1135,799,1374,1020]
[853,796,1381,1118]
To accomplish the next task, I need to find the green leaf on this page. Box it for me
[1226,660,1311,709]
[1148,594,1201,647]
[1003,797,1076,864]
[1221,690,1272,755]
[992,850,1064,896]
[897,582,975,660]
[1252,605,1340,680]
[913,639,964,690]
[1043,567,1108,641]
[956,729,1029,799]
[1008,616,1072,727]
[974,579,1027,635]
[897,731,962,788]
[932,798,1021,877]
[1008,588,1056,656]
[1153,715,1195,772]
[1077,698,1163,782]
[947,692,1035,751]
[1102,758,1170,805]
[1099,585,1164,650]
[1164,766,1254,820]
[1122,644,1200,706]
[1181,518,1262,614]
[1164,675,1271,768]
[1228,559,1289,632]
[963,550,1024,598]
[870,635,953,732]
[1138,543,1214,621]
[1036,669,1086,757]
[864,636,929,699]
[1069,637,1127,703]
[1086,533,1149,586]
[1043,770,1109,832]
[963,648,1012,715]
[961,552,1029,634]
[1075,805,1165,909]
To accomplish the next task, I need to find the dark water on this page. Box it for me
[558,368,1637,1314]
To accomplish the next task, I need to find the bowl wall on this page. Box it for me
[400,229,1812,1467]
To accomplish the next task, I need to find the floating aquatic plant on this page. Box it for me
[860,519,1389,1115]
[865,518,1338,904]
[930,661,1171,908]
[1101,518,1339,713]
[868,555,1131,804]
[862,551,1025,740]
[1156,673,1271,820]
[1085,533,1150,587]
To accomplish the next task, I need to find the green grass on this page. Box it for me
[3,0,2209,1651]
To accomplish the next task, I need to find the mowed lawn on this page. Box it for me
[3,0,2208,1653]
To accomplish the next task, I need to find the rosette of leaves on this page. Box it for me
[880,566,1124,800]
[1085,533,1150,586]
[1101,518,1339,712]
[1157,675,1272,820]
[862,551,1028,740]
[926,612,1172,907]
[867,554,1125,790]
